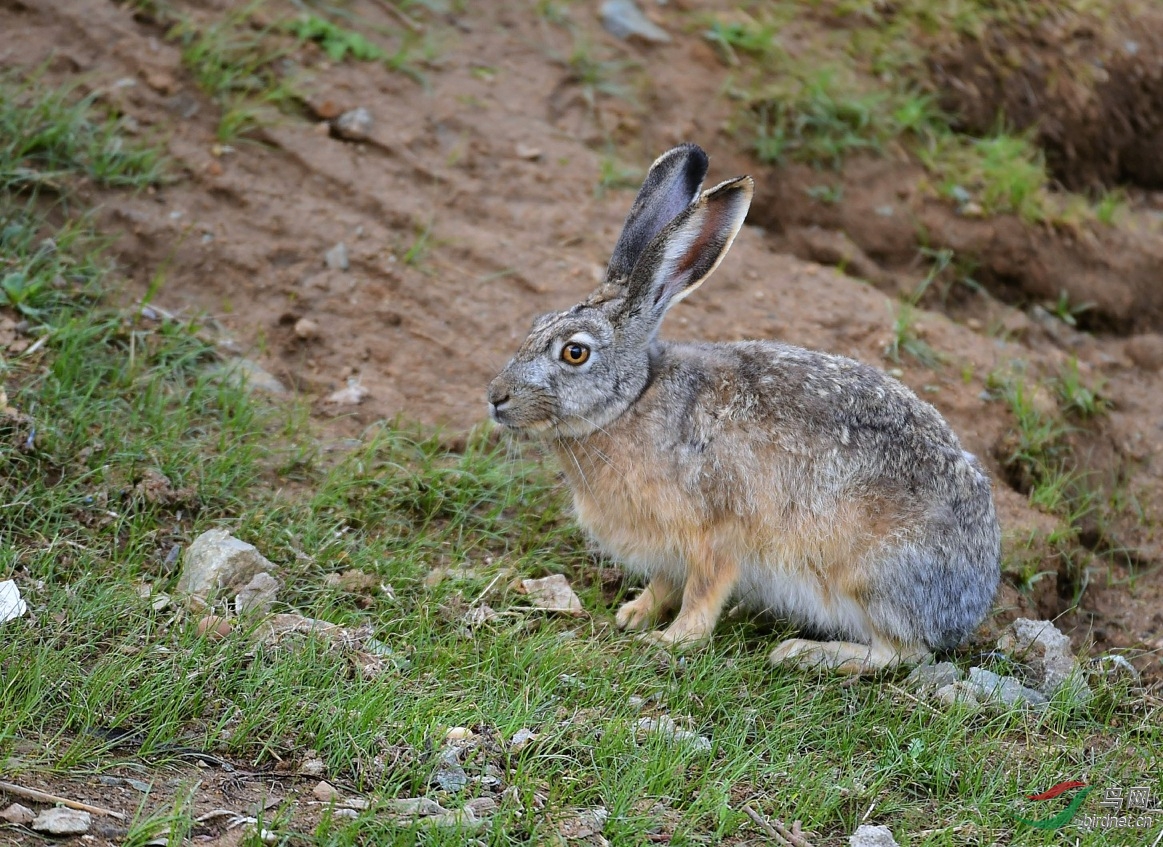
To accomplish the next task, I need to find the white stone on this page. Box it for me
[0,580,27,624]
[634,715,712,753]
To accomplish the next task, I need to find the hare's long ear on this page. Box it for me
[605,144,709,284]
[620,176,753,339]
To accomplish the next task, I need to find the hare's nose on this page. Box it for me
[487,384,511,419]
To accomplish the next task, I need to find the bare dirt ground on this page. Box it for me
[2,0,1162,824]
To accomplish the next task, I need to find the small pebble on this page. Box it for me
[299,756,326,777]
[195,615,232,641]
[599,0,670,43]
[634,715,712,753]
[333,107,373,141]
[294,318,321,340]
[313,780,341,802]
[325,242,349,271]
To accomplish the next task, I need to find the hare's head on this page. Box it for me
[487,144,752,437]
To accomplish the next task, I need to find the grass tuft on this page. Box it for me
[0,72,165,193]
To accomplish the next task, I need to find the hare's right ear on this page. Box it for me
[605,144,709,284]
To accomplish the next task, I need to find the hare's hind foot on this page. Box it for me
[770,638,930,675]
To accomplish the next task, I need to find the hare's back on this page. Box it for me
[656,340,968,481]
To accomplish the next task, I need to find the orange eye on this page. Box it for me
[561,342,590,365]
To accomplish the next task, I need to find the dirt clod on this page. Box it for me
[1125,333,1163,371]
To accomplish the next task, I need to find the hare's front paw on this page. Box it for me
[615,595,655,631]
[616,579,678,631]
[635,615,712,650]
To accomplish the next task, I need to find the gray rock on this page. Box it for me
[325,242,350,271]
[213,358,287,395]
[850,824,899,847]
[333,108,372,142]
[599,0,670,43]
[32,808,92,835]
[634,716,712,753]
[178,530,277,607]
[996,618,1090,702]
[235,571,281,615]
[388,797,449,817]
[966,667,1048,709]
[431,748,469,793]
[465,797,498,817]
[933,682,980,708]
[418,808,481,830]
[1,803,36,825]
[905,661,962,690]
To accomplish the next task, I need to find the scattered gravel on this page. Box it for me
[996,618,1091,702]
[905,661,962,690]
[965,667,1048,709]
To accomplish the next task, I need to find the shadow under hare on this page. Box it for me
[487,144,1000,674]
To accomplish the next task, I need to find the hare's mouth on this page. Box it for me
[489,405,553,435]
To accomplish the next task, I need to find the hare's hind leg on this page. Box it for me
[616,575,681,631]
[770,638,930,675]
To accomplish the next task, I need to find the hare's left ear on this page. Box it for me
[619,176,752,337]
[605,144,709,284]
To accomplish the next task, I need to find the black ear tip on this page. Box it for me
[670,143,709,194]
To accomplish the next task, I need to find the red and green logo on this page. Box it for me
[1017,780,1092,829]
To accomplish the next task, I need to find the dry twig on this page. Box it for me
[0,780,127,820]
[742,803,814,847]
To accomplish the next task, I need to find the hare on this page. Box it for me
[487,144,1001,673]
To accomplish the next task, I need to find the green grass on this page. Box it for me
[286,13,388,62]
[986,366,1110,603]
[162,1,440,139]
[918,132,1051,223]
[169,4,298,141]
[883,301,942,370]
[0,72,165,194]
[2,76,1161,847]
